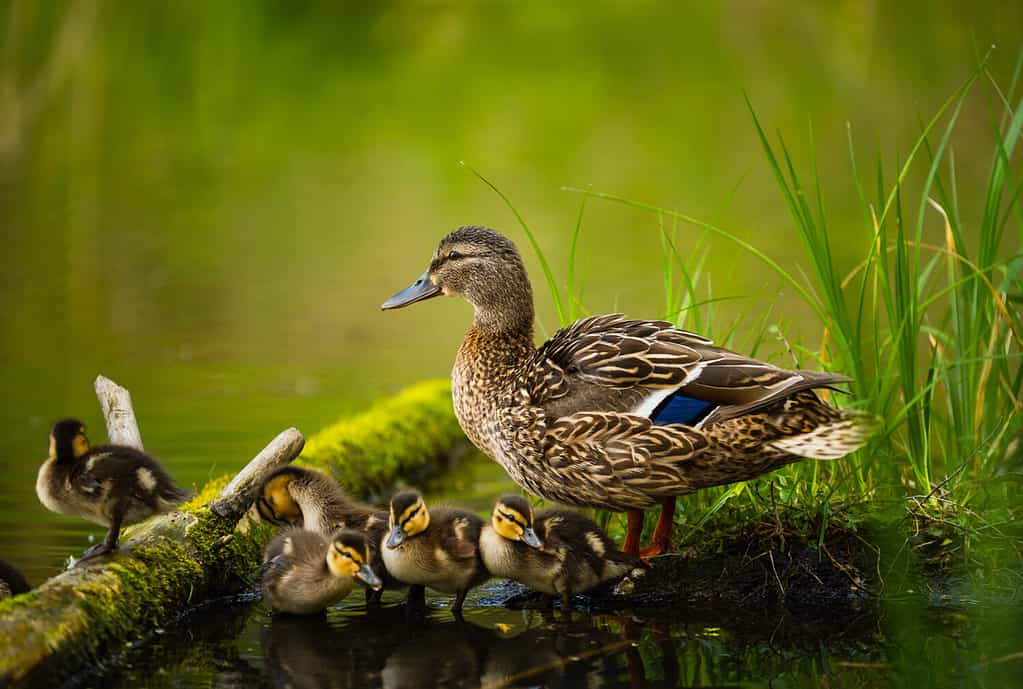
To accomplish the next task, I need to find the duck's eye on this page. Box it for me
[447,250,462,260]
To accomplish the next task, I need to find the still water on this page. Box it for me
[68,580,1023,689]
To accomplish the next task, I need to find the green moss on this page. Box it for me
[300,379,465,497]
[1,381,469,686]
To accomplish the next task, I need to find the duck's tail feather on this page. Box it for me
[769,410,879,460]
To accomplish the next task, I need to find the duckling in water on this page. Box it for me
[261,527,382,615]
[36,419,188,560]
[256,466,396,602]
[479,495,646,610]
[382,490,488,614]
[0,559,31,599]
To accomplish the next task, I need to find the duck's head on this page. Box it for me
[381,226,534,332]
[385,490,430,548]
[49,419,90,463]
[327,530,383,590]
[257,467,304,526]
[491,495,543,549]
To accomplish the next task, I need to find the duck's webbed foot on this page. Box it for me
[78,539,117,562]
[78,519,123,563]
[639,497,676,559]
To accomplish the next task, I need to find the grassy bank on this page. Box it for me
[472,55,1022,566]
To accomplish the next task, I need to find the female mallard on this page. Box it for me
[382,226,875,557]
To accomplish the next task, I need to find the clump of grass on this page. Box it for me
[469,54,1021,549]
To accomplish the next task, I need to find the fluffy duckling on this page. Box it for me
[0,559,31,599]
[261,527,382,615]
[36,419,188,560]
[257,466,386,534]
[479,495,646,610]
[256,466,396,601]
[382,490,488,614]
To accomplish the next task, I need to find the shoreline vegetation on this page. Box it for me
[467,55,1022,592]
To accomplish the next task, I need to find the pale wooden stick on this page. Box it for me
[93,375,144,450]
[210,428,305,519]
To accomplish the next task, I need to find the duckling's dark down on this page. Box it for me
[0,559,31,599]
[381,490,489,614]
[36,419,188,561]
[480,495,645,610]
[261,527,382,615]
[256,466,397,600]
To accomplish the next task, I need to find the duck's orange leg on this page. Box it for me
[639,497,676,558]
[622,510,645,558]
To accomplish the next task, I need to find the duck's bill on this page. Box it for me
[358,563,383,591]
[381,269,440,310]
[385,525,406,548]
[522,527,543,549]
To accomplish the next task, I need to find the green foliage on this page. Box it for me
[475,58,1022,542]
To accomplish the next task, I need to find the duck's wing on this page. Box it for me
[529,314,849,425]
[436,509,483,563]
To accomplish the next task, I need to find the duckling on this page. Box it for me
[382,490,489,614]
[479,495,646,611]
[36,419,188,560]
[0,559,31,599]
[261,527,382,615]
[257,466,386,534]
[256,466,396,602]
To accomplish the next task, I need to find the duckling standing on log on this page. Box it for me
[261,528,382,615]
[36,419,188,560]
[382,226,877,557]
[0,559,31,599]
[382,490,489,615]
[480,495,646,610]
[256,466,396,602]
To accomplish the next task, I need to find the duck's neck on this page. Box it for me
[468,272,535,341]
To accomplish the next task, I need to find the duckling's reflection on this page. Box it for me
[262,605,671,689]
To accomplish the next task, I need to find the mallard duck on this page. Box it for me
[381,490,488,614]
[261,527,382,614]
[36,419,188,560]
[0,559,31,599]
[256,466,396,601]
[382,226,876,557]
[479,495,645,610]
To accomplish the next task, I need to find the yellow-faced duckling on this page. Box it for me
[480,495,646,610]
[0,559,31,599]
[256,466,396,602]
[36,419,188,560]
[257,466,386,534]
[261,527,382,615]
[383,226,876,557]
[381,490,488,614]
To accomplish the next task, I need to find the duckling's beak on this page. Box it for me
[522,527,543,549]
[381,269,441,310]
[358,563,383,591]
[385,525,406,548]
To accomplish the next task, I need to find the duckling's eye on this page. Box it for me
[447,250,463,260]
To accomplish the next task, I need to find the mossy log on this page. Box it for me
[0,378,464,688]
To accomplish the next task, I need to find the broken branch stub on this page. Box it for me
[210,428,305,520]
[93,375,144,450]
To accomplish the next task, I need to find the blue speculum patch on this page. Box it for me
[651,392,715,427]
